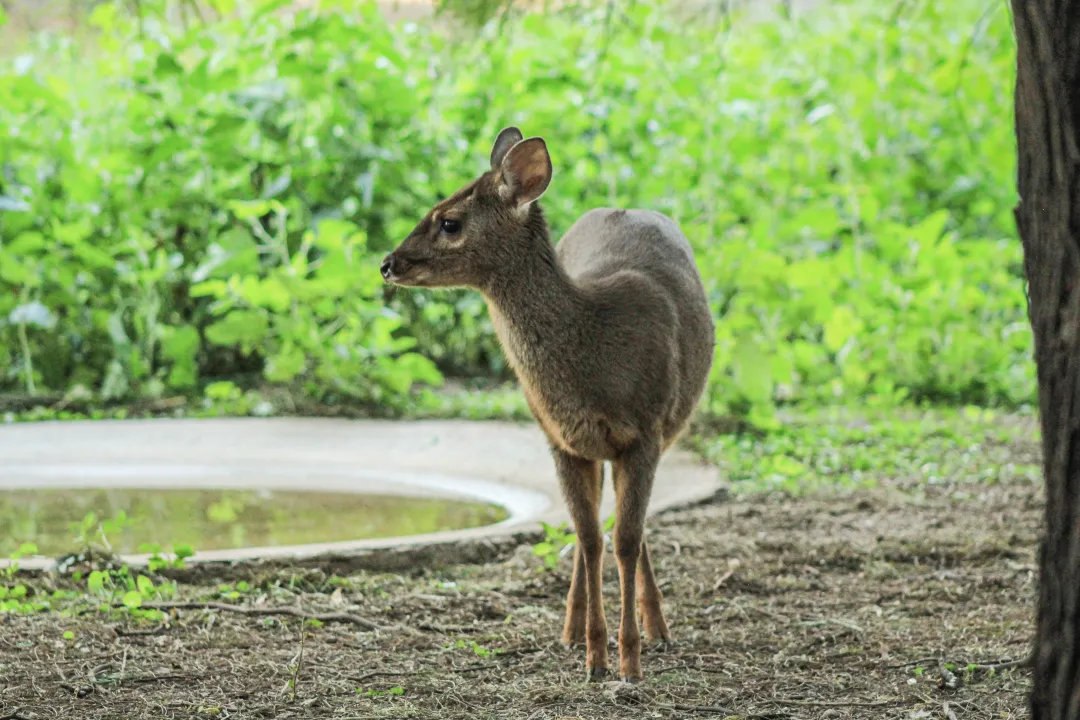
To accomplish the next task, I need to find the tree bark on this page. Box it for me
[1011,1,1080,718]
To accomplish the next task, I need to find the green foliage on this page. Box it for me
[0,0,1028,425]
[449,638,499,657]
[138,541,195,572]
[0,542,43,614]
[0,0,444,408]
[532,521,575,569]
[85,563,172,620]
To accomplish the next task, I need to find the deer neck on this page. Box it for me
[481,207,586,400]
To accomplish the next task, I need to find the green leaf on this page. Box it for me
[205,311,269,348]
[13,543,38,559]
[136,575,154,596]
[207,500,238,523]
[240,276,291,312]
[155,53,184,76]
[227,200,273,220]
[122,591,143,609]
[823,306,863,354]
[731,339,773,403]
[910,209,951,247]
[313,220,361,250]
[532,542,554,557]
[264,343,306,382]
[162,325,200,389]
[87,571,107,596]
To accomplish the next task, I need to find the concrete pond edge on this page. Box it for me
[0,417,726,578]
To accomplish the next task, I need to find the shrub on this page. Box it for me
[0,0,1028,424]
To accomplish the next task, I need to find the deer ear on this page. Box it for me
[499,137,552,207]
[490,126,524,170]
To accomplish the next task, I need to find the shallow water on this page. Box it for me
[0,487,508,557]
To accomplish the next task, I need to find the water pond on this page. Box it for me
[0,487,509,557]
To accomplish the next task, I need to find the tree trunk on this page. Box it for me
[1011,1,1080,718]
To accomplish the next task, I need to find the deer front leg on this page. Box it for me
[562,460,603,647]
[553,449,608,680]
[612,439,660,682]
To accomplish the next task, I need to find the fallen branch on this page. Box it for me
[712,563,738,591]
[965,656,1031,671]
[887,654,1031,671]
[127,601,408,634]
[771,698,900,708]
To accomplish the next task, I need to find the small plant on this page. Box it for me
[85,564,171,620]
[0,543,47,615]
[139,542,195,572]
[2,542,37,579]
[449,638,499,658]
[217,580,251,600]
[532,522,576,570]
[69,510,133,558]
[357,686,405,698]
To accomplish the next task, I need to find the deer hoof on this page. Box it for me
[587,666,610,683]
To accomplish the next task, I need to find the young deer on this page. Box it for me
[380,127,715,682]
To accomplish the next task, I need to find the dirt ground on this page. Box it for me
[0,421,1041,720]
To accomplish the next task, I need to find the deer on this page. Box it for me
[380,127,715,683]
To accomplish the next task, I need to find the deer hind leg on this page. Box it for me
[637,539,671,643]
[612,439,660,682]
[552,449,608,680]
[562,460,603,647]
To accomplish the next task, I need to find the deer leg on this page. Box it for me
[553,449,608,680]
[637,539,671,644]
[612,440,660,682]
[563,460,603,647]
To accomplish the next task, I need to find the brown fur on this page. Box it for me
[382,127,715,682]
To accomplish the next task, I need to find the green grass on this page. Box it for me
[694,404,1041,496]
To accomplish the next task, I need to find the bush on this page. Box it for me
[0,0,1028,424]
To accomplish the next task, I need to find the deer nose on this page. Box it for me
[380,254,395,280]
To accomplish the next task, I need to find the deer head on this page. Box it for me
[380,126,553,290]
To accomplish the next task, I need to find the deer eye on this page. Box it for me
[440,218,462,235]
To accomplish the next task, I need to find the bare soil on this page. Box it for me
[0,427,1041,720]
